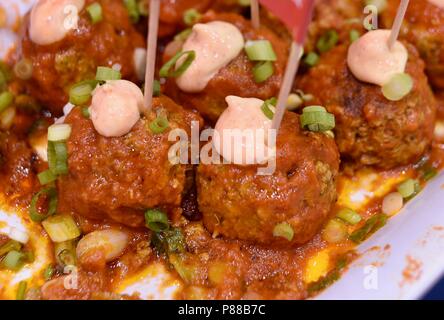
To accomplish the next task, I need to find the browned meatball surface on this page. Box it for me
[297,43,437,169]
[382,0,444,90]
[57,96,202,227]
[163,11,289,123]
[197,112,340,247]
[18,0,145,116]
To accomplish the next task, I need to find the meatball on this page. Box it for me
[18,0,145,115]
[197,112,340,246]
[305,0,364,52]
[164,11,289,123]
[382,0,444,90]
[57,96,202,227]
[297,43,437,169]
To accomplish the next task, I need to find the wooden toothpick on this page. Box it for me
[251,0,260,29]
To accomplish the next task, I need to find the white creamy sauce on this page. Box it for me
[176,21,244,93]
[347,29,408,86]
[429,0,444,9]
[90,80,143,137]
[29,0,85,45]
[213,96,273,165]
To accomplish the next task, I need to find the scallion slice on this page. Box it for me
[87,2,103,24]
[96,66,121,81]
[159,51,196,78]
[69,80,99,106]
[29,187,58,222]
[261,97,276,120]
[51,141,68,175]
[253,61,274,83]
[81,107,91,118]
[183,9,201,26]
[37,169,57,185]
[300,106,335,132]
[13,58,33,80]
[145,209,170,232]
[1,250,25,271]
[316,30,339,53]
[174,28,192,41]
[43,265,54,280]
[0,91,14,114]
[16,281,27,300]
[55,241,77,266]
[273,222,294,241]
[349,29,360,42]
[304,52,319,67]
[42,215,81,243]
[244,40,277,62]
[48,124,72,142]
[0,240,22,257]
[124,0,140,23]
[397,179,420,199]
[153,80,161,97]
[382,73,413,101]
[149,115,169,134]
[337,208,362,225]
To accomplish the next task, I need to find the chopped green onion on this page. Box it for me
[382,73,413,101]
[29,187,58,222]
[421,166,438,181]
[152,227,185,254]
[145,209,169,232]
[337,208,362,225]
[397,179,420,199]
[1,250,25,271]
[0,91,14,114]
[16,281,27,300]
[300,106,335,132]
[304,52,319,67]
[149,115,169,134]
[286,93,303,110]
[69,80,99,106]
[43,265,54,280]
[13,58,33,80]
[124,0,140,23]
[48,141,68,175]
[238,0,251,6]
[260,97,276,120]
[252,61,274,83]
[81,107,91,118]
[0,240,22,257]
[183,9,201,26]
[174,28,192,41]
[37,169,57,185]
[153,80,161,97]
[244,40,277,62]
[48,124,72,142]
[0,62,11,90]
[96,66,121,81]
[273,222,294,241]
[349,29,360,42]
[87,2,103,24]
[55,241,77,266]
[159,51,196,78]
[322,219,348,244]
[42,215,81,243]
[349,213,388,244]
[316,30,339,53]
[138,0,149,16]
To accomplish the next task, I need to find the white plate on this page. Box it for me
[1,0,444,300]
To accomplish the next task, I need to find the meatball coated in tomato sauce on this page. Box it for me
[305,0,364,52]
[163,11,289,123]
[382,0,444,90]
[18,0,145,116]
[57,96,202,227]
[197,112,340,247]
[297,43,436,169]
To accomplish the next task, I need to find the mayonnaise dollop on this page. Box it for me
[347,29,408,86]
[30,0,85,45]
[429,0,444,9]
[90,80,143,137]
[176,21,244,93]
[213,96,273,165]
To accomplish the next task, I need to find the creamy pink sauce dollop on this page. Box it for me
[90,80,144,137]
[176,21,244,93]
[347,29,408,86]
[213,96,273,165]
[30,0,85,45]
